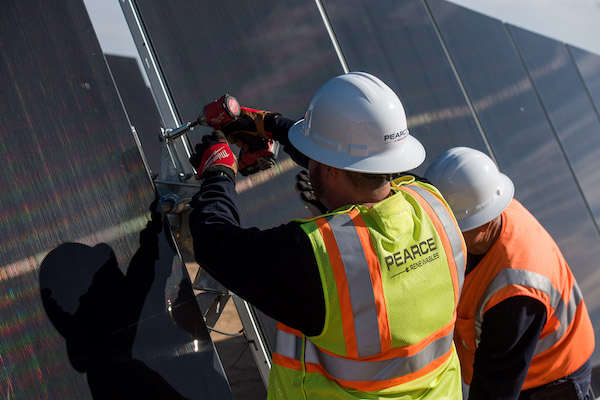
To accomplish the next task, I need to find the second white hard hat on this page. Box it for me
[288,72,425,174]
[424,147,514,232]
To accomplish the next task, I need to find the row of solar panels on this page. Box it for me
[1,0,599,397]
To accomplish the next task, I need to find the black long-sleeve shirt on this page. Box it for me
[189,176,325,336]
[468,296,546,399]
[189,115,324,336]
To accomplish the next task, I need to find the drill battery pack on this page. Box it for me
[238,138,278,176]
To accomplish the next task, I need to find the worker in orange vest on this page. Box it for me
[425,146,595,399]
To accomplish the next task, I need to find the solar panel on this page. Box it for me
[0,0,232,397]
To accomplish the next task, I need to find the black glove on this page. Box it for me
[296,170,328,214]
[189,131,237,181]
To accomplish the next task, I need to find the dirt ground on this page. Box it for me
[186,261,267,400]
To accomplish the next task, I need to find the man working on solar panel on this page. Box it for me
[425,147,595,400]
[188,72,467,399]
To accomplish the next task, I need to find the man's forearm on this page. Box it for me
[188,176,325,335]
[265,114,309,168]
[469,296,547,399]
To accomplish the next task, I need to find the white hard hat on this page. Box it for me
[424,147,514,232]
[288,72,425,173]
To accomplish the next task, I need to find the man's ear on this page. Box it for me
[477,221,492,232]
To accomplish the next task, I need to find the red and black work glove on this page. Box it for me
[189,131,237,181]
[221,107,280,151]
[296,170,328,214]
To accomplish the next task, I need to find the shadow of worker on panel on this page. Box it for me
[39,201,188,399]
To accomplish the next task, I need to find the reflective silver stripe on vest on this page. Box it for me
[275,328,454,382]
[535,282,583,355]
[275,329,304,361]
[408,186,465,291]
[474,269,583,355]
[325,213,381,358]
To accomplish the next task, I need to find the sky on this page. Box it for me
[83,0,138,58]
[448,0,600,55]
[83,0,600,73]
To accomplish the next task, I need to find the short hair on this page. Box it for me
[342,170,391,192]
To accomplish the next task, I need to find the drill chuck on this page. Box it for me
[160,121,199,141]
[161,94,240,141]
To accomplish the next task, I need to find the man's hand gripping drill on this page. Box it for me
[188,95,278,178]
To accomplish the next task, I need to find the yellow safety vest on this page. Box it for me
[268,177,467,399]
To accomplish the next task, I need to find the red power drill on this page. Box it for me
[200,95,278,176]
[197,94,241,128]
[163,94,277,177]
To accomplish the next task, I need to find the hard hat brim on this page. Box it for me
[288,119,426,174]
[457,173,515,232]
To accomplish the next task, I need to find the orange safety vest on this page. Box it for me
[269,179,467,399]
[455,199,595,390]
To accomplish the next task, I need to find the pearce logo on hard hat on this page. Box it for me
[384,129,409,143]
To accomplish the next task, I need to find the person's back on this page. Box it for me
[268,176,466,398]
[425,147,595,399]
[456,199,594,395]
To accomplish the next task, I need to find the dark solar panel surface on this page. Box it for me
[0,1,232,397]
